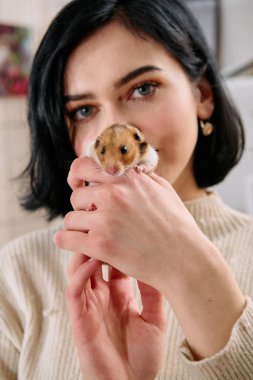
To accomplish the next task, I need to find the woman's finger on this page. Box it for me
[69,186,101,211]
[90,263,105,289]
[54,230,93,257]
[67,252,89,280]
[138,280,166,330]
[108,267,139,311]
[147,172,172,190]
[66,259,102,320]
[64,210,97,232]
[109,267,129,281]
[68,156,112,190]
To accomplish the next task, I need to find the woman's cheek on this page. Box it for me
[72,127,96,157]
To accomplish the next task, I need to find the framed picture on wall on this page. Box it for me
[0,24,31,96]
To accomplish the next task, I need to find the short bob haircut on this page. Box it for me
[22,0,244,220]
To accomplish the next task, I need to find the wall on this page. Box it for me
[213,77,253,214]
[0,0,69,246]
[0,0,69,53]
[220,0,253,75]
[0,98,49,245]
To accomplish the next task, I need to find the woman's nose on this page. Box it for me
[101,105,136,130]
[102,115,127,129]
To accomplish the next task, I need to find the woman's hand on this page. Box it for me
[55,156,202,291]
[66,252,167,380]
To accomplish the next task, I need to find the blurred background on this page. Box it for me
[0,0,253,247]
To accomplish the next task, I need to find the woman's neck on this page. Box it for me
[172,166,208,202]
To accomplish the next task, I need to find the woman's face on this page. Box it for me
[64,22,213,199]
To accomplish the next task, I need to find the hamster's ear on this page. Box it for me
[195,78,214,120]
[134,132,142,141]
[95,137,100,148]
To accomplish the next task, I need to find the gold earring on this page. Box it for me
[200,120,214,136]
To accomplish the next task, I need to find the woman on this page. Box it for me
[1,0,253,379]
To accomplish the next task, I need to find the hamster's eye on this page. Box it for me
[120,145,128,154]
[100,146,106,155]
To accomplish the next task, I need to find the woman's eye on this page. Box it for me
[68,106,95,123]
[130,83,158,99]
[74,106,94,120]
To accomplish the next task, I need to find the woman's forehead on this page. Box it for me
[63,22,177,94]
[66,22,166,66]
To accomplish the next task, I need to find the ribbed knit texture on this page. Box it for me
[1,193,253,379]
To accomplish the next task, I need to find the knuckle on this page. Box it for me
[70,156,90,175]
[110,185,131,211]
[69,191,76,207]
[70,157,82,173]
[94,230,114,253]
[67,172,74,189]
[70,188,81,208]
[64,211,74,229]
[54,231,62,247]
[68,157,85,186]
[96,187,112,204]
[55,230,69,250]
[109,184,128,204]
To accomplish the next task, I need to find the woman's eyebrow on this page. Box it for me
[114,65,162,88]
[63,65,162,103]
[64,92,95,103]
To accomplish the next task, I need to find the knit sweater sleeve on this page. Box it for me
[179,296,253,379]
[0,331,19,380]
[0,242,22,379]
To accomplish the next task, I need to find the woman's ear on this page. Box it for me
[195,78,214,120]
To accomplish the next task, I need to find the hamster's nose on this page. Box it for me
[106,166,119,176]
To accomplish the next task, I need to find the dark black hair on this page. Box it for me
[22,0,244,219]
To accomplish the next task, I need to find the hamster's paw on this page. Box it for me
[134,164,149,173]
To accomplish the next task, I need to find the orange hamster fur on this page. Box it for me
[85,124,159,176]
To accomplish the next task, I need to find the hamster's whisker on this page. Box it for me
[122,171,131,183]
[95,165,103,174]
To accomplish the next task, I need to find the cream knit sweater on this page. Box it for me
[1,193,253,380]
